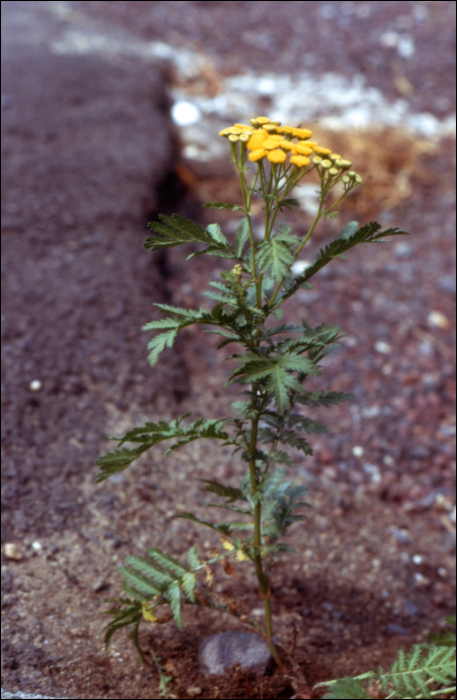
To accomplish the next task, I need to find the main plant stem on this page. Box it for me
[249,411,283,669]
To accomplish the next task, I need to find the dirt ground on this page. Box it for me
[1,2,456,699]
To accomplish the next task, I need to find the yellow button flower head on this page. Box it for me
[267,149,287,164]
[278,141,295,151]
[249,148,267,162]
[294,144,313,156]
[263,138,283,150]
[247,129,268,150]
[290,155,310,168]
[292,127,313,139]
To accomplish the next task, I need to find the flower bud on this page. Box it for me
[313,146,332,155]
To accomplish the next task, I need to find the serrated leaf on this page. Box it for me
[147,548,188,579]
[125,555,175,588]
[338,221,359,240]
[277,197,300,211]
[167,580,182,628]
[296,390,353,407]
[288,414,329,434]
[256,236,296,283]
[146,326,180,366]
[229,351,319,411]
[234,217,250,258]
[277,221,409,305]
[144,213,235,258]
[206,223,230,247]
[186,546,200,570]
[176,512,232,536]
[202,201,244,211]
[144,214,212,250]
[181,572,196,602]
[119,566,163,598]
[199,479,247,502]
[95,444,150,481]
[322,677,369,699]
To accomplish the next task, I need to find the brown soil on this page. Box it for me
[1,2,455,700]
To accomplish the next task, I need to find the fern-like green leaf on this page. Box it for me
[256,227,300,283]
[296,390,354,407]
[118,565,163,598]
[202,201,244,212]
[146,548,188,579]
[186,546,200,570]
[181,572,196,603]
[102,598,143,648]
[228,350,319,411]
[125,554,176,589]
[322,677,370,699]
[199,479,247,502]
[278,221,409,305]
[176,512,233,536]
[144,214,234,258]
[167,580,182,628]
[96,414,230,481]
[379,643,456,698]
[234,217,250,258]
[95,444,151,481]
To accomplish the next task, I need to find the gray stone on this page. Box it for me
[199,631,273,677]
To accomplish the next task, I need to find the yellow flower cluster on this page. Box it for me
[219,116,354,174]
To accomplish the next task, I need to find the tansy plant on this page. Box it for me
[96,116,408,668]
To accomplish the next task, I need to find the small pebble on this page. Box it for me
[427,310,449,329]
[375,340,391,354]
[199,631,273,677]
[4,543,23,560]
[29,379,42,391]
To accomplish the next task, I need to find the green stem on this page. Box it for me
[248,404,283,669]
